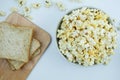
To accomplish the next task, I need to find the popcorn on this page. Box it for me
[66,53,74,62]
[23,6,31,14]
[10,7,18,12]
[45,0,52,8]
[32,3,41,9]
[85,54,89,59]
[56,2,66,11]
[18,0,26,6]
[57,7,117,66]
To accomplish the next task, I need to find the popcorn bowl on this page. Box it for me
[56,7,115,66]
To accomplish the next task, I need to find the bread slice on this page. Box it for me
[8,48,41,70]
[30,39,41,56]
[0,22,33,62]
[9,60,25,70]
[32,48,41,58]
[8,39,40,70]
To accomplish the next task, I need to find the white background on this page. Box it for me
[0,0,120,80]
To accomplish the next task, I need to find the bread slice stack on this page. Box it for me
[0,22,41,70]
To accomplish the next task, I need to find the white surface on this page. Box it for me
[0,0,120,80]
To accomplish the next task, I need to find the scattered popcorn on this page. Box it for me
[10,7,18,12]
[56,2,66,11]
[32,3,41,9]
[23,6,31,14]
[18,0,27,6]
[0,10,6,16]
[57,7,117,66]
[45,0,52,8]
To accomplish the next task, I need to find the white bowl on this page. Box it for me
[56,6,113,65]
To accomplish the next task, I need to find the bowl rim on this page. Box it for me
[55,6,113,65]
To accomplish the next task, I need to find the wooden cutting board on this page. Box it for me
[0,12,51,80]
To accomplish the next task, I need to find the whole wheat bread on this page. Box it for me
[8,38,40,70]
[0,22,33,62]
